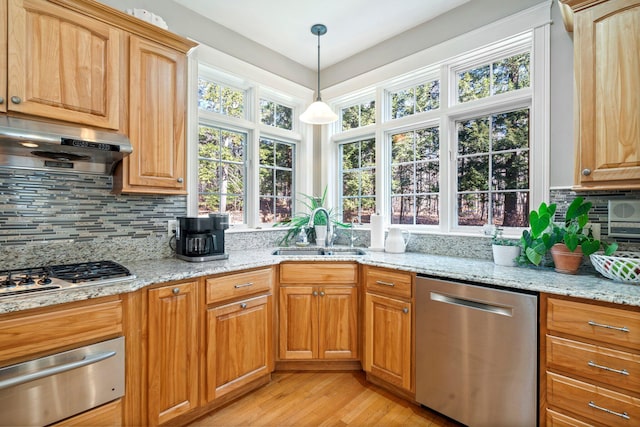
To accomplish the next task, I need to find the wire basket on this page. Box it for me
[590,251,640,284]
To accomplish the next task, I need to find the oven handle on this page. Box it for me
[0,350,116,390]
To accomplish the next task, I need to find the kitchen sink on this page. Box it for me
[271,247,367,256]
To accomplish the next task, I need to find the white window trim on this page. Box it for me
[187,43,314,229]
[325,1,551,238]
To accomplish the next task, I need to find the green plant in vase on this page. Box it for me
[273,186,349,246]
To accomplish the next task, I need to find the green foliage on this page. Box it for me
[519,198,617,266]
[491,227,519,246]
[273,186,350,246]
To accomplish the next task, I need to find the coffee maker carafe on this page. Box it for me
[175,214,229,262]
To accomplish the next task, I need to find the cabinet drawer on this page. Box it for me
[206,268,273,304]
[547,335,640,394]
[546,408,594,427]
[547,298,640,349]
[547,372,640,427]
[364,266,412,299]
[0,299,122,365]
[279,263,357,285]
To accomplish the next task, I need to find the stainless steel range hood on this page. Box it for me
[0,116,133,175]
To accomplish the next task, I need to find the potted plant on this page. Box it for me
[519,197,617,274]
[490,227,521,267]
[273,186,349,246]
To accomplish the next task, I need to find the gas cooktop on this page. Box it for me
[0,260,135,298]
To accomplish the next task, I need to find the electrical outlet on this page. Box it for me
[167,220,178,238]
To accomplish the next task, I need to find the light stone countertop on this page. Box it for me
[2,247,640,314]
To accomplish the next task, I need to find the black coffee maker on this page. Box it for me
[175,214,229,262]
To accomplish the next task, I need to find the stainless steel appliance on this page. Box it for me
[175,214,229,262]
[0,260,134,298]
[415,276,538,427]
[0,336,125,426]
[0,116,132,174]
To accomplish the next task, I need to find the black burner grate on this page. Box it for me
[48,260,131,283]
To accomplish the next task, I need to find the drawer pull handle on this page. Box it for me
[588,401,630,420]
[588,360,629,376]
[588,320,629,333]
[234,282,254,289]
[375,280,395,287]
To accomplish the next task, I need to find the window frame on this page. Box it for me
[187,45,313,229]
[327,11,550,238]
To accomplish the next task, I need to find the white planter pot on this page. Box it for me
[492,244,521,267]
[315,225,327,246]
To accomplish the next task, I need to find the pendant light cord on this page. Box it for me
[316,31,322,102]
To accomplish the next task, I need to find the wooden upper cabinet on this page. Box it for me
[1,1,7,113]
[114,35,187,194]
[6,0,120,129]
[562,0,640,189]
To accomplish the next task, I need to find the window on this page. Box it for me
[390,127,440,225]
[259,137,295,222]
[341,100,375,131]
[390,80,440,119]
[456,109,530,227]
[330,22,548,233]
[339,139,376,223]
[198,125,246,223]
[457,52,530,103]
[192,55,307,227]
[260,99,293,130]
[198,77,245,118]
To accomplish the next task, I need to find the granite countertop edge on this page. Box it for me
[2,248,640,314]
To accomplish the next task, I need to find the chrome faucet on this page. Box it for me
[308,207,332,247]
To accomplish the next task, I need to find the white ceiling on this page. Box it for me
[173,0,471,70]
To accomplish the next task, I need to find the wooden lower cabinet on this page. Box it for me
[278,263,359,361]
[278,284,358,360]
[206,294,273,401]
[363,292,412,391]
[543,294,640,426]
[147,280,199,425]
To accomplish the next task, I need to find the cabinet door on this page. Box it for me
[147,281,198,425]
[126,35,186,193]
[0,0,6,113]
[7,0,120,129]
[574,0,640,187]
[318,286,358,359]
[279,286,317,359]
[364,292,412,391]
[206,295,273,402]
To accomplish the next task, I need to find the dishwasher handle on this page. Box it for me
[0,351,116,390]
[430,292,513,317]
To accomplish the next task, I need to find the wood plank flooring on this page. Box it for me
[189,371,462,427]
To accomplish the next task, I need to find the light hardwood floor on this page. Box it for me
[189,371,462,427]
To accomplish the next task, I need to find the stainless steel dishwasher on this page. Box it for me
[415,276,538,427]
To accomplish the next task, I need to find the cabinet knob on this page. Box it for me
[10,96,21,104]
[172,287,180,295]
[320,291,325,297]
[313,291,318,296]
[0,97,4,104]
[240,303,247,309]
[403,307,409,314]
[177,177,184,183]
[582,168,592,176]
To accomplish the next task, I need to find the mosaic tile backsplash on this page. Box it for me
[1,166,639,271]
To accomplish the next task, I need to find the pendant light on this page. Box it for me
[300,24,338,125]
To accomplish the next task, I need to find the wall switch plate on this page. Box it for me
[167,220,178,237]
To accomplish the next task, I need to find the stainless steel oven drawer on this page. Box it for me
[0,336,125,427]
